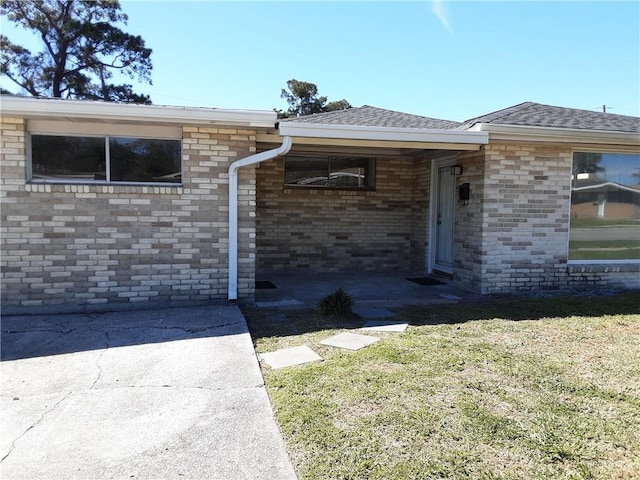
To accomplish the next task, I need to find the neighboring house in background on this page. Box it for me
[1,97,638,312]
[570,178,640,219]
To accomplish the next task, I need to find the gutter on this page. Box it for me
[279,121,488,144]
[227,136,292,301]
[0,95,276,128]
[470,122,640,147]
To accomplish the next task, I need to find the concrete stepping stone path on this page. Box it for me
[439,293,462,300]
[260,316,407,371]
[259,345,322,369]
[360,320,409,333]
[320,332,380,351]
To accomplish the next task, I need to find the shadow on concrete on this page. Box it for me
[255,271,480,308]
[244,290,639,341]
[1,305,247,361]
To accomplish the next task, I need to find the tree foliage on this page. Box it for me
[573,153,604,176]
[277,79,351,118]
[0,0,152,103]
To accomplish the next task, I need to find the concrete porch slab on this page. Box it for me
[259,345,322,370]
[320,332,380,351]
[255,271,481,309]
[255,299,304,308]
[360,320,409,333]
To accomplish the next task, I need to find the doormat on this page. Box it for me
[255,280,277,289]
[405,277,445,286]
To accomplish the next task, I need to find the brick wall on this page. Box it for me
[256,146,639,293]
[453,150,486,291]
[464,144,639,293]
[571,202,637,219]
[0,118,257,310]
[471,144,573,293]
[410,157,431,272]
[256,156,429,274]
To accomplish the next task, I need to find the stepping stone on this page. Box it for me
[439,294,462,300]
[320,332,380,351]
[353,305,395,319]
[360,320,409,333]
[259,345,322,369]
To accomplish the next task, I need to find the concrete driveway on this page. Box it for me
[0,305,297,480]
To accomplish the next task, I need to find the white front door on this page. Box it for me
[430,159,456,274]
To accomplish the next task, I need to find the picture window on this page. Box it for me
[569,151,640,261]
[30,134,182,185]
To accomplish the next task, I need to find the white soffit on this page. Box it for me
[0,95,277,128]
[278,121,489,145]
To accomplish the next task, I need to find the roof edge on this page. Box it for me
[473,123,640,145]
[279,121,488,144]
[0,95,277,128]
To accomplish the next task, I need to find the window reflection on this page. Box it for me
[569,152,640,261]
[30,134,181,185]
[285,156,375,189]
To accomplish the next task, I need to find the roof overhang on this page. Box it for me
[470,123,640,148]
[0,95,277,128]
[277,121,488,150]
[573,182,640,194]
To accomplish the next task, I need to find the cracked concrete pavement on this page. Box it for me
[0,305,297,480]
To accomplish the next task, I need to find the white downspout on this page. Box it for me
[228,136,292,301]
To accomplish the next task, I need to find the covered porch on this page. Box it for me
[251,108,489,297]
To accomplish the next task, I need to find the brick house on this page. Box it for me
[1,96,638,311]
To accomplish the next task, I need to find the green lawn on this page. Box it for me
[244,292,640,480]
[570,218,640,228]
[569,240,640,260]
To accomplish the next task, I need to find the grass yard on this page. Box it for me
[570,218,640,228]
[569,240,640,260]
[243,291,640,480]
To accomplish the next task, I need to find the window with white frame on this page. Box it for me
[28,121,182,185]
[284,155,375,189]
[569,151,640,261]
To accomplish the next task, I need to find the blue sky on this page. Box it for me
[1,1,639,121]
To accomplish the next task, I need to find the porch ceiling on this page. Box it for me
[258,141,425,157]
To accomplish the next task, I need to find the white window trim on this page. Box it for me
[105,136,111,183]
[567,259,640,265]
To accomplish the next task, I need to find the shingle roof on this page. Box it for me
[279,102,640,135]
[459,101,640,133]
[280,105,461,130]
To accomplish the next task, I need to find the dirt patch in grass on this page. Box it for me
[244,291,640,480]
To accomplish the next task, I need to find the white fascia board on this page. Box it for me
[0,95,276,128]
[573,182,640,194]
[278,121,489,145]
[474,122,640,146]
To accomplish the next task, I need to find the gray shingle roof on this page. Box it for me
[280,105,461,130]
[459,101,640,133]
[279,102,640,135]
